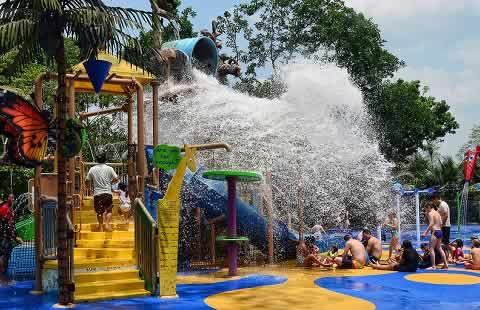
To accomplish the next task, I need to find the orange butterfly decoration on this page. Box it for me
[0,88,53,167]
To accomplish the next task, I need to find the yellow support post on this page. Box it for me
[157,145,196,297]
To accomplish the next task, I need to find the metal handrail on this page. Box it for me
[134,198,157,294]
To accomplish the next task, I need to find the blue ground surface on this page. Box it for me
[0,274,286,310]
[315,270,480,310]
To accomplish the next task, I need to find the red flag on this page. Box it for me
[464,150,478,181]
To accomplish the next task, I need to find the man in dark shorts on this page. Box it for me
[362,228,382,264]
[86,153,118,232]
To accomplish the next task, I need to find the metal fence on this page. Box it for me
[42,199,58,259]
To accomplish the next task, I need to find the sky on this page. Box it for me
[111,0,479,157]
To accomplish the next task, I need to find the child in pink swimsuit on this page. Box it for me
[449,239,464,263]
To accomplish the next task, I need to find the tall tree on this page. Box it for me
[459,125,480,158]
[0,0,151,305]
[367,79,458,163]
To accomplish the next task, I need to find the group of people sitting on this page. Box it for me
[297,230,420,272]
[296,197,480,272]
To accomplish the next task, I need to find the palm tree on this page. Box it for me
[0,1,152,305]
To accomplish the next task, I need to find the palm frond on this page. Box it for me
[1,41,44,75]
[32,0,61,11]
[0,19,36,51]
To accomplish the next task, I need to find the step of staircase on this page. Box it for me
[78,231,133,240]
[76,211,124,224]
[44,257,136,271]
[76,239,134,248]
[77,222,134,230]
[75,277,145,295]
[74,248,134,259]
[75,288,150,303]
[66,199,147,303]
[75,269,140,283]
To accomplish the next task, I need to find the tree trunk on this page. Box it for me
[55,32,73,305]
[150,0,163,49]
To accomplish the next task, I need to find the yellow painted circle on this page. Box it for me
[405,273,480,285]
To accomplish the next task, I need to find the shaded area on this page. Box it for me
[0,274,285,310]
[315,270,480,310]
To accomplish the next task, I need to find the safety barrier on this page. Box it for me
[134,198,157,294]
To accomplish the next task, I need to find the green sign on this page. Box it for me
[153,144,182,170]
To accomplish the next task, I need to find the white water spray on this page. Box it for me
[139,63,393,229]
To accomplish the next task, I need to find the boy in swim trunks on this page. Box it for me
[421,202,448,270]
[334,235,367,269]
[362,228,382,265]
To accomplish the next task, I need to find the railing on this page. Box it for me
[134,198,157,294]
[42,198,58,259]
[40,197,75,300]
[81,162,128,196]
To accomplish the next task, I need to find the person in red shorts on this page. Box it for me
[86,153,118,232]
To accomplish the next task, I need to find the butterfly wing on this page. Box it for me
[0,89,49,166]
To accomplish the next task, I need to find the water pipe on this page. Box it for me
[181,143,231,152]
[395,194,402,243]
[415,191,420,243]
[162,37,219,75]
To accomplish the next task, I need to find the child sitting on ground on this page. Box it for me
[465,239,480,270]
[419,243,445,269]
[320,245,339,267]
[449,239,464,264]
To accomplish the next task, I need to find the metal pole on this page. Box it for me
[152,81,160,189]
[126,95,136,198]
[67,83,75,198]
[415,191,420,243]
[226,176,238,276]
[136,84,145,199]
[396,194,402,243]
[32,74,45,295]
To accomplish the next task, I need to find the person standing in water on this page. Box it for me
[86,153,118,232]
[422,202,448,270]
[432,194,450,245]
[384,211,399,259]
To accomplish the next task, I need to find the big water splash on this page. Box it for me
[138,63,393,229]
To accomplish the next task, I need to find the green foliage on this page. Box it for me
[396,153,461,189]
[459,125,480,158]
[140,1,196,47]
[215,8,251,63]
[0,166,34,197]
[367,79,458,163]
[217,0,403,98]
[82,114,127,162]
[290,0,403,92]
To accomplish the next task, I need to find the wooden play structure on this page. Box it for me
[32,53,161,302]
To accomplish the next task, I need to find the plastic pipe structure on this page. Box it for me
[226,176,238,276]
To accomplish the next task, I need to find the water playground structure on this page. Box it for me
[0,35,304,304]
[2,32,480,310]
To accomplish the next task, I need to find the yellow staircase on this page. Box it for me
[45,196,151,302]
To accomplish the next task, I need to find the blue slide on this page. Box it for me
[144,152,297,257]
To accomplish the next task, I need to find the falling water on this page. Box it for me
[137,63,393,229]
